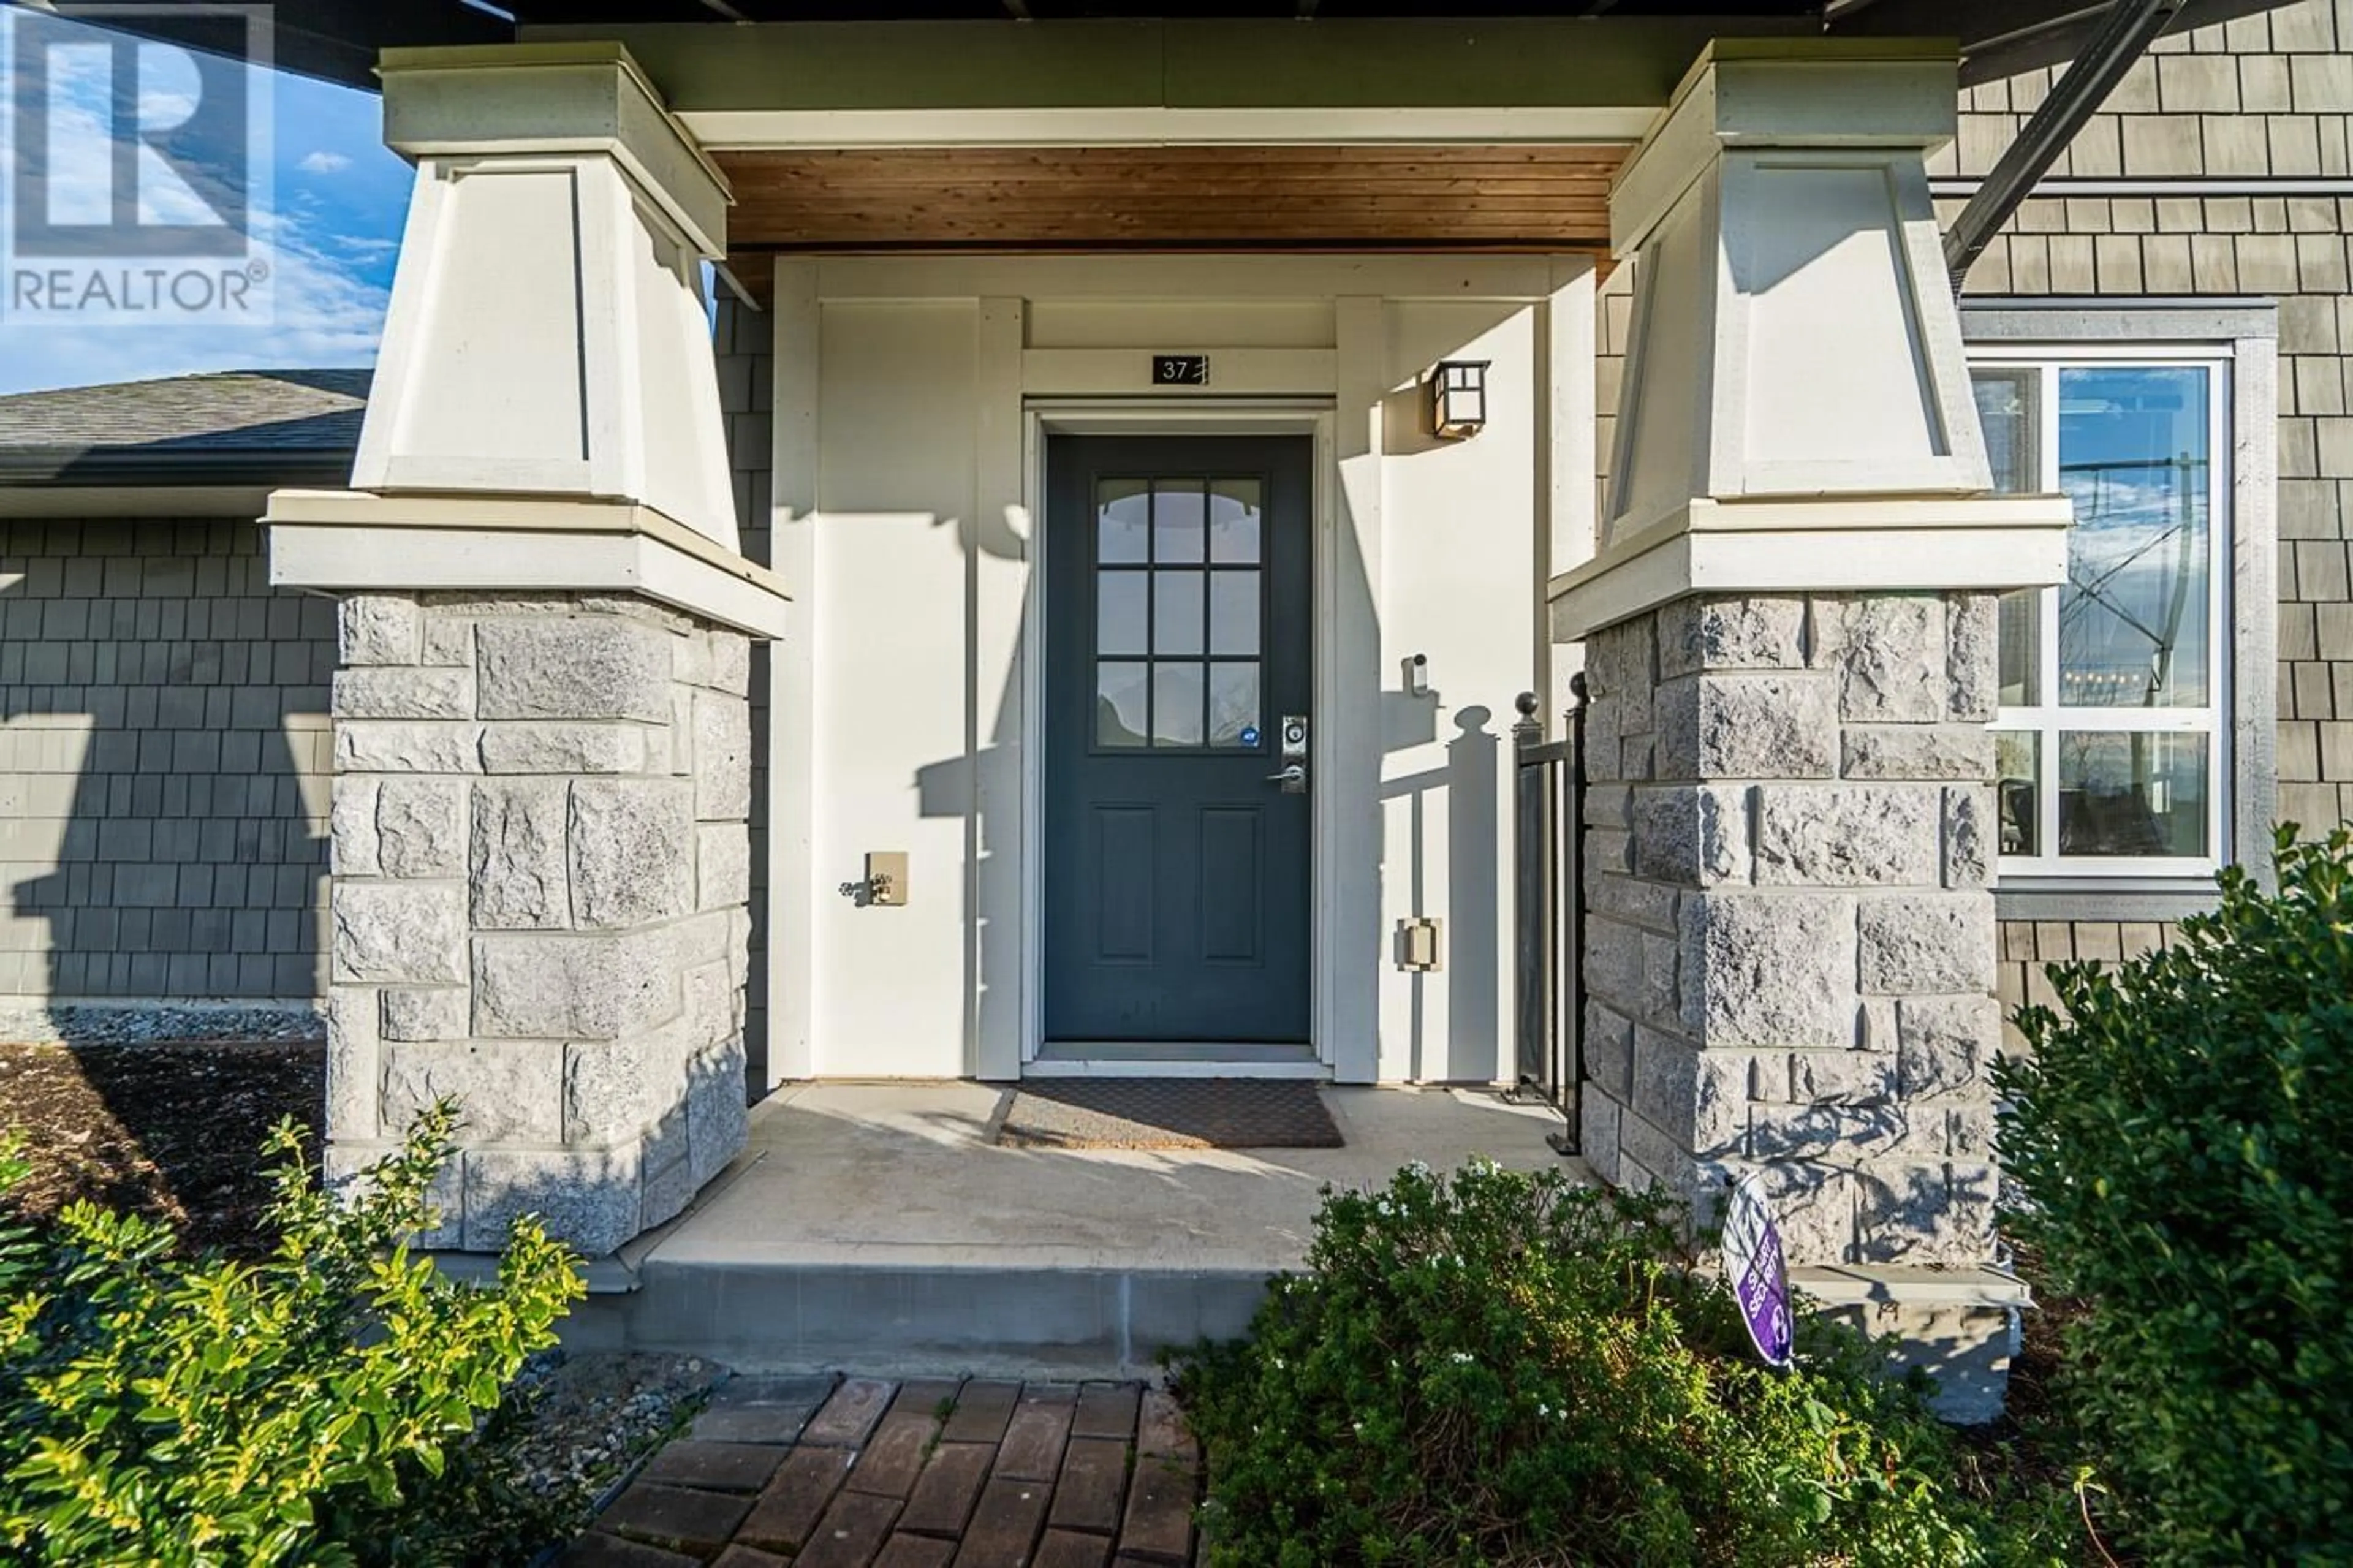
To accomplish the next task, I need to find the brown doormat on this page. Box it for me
[996,1078,1343,1150]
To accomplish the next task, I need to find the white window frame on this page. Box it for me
[1972,349,2232,879]
[1961,300,2278,916]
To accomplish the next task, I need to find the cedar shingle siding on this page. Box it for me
[1936,0,2353,1041]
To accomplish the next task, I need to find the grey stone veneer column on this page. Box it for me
[323,592,752,1256]
[1578,591,2001,1271]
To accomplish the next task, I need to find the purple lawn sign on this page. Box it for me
[1722,1173,1794,1369]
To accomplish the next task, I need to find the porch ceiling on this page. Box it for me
[714,143,1624,296]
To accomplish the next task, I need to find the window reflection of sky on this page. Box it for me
[2056,367,2210,709]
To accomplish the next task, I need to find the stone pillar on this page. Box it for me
[322,592,753,1256]
[269,44,790,1256]
[1550,42,2074,1419]
[1578,591,2000,1271]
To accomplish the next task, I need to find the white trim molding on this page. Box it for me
[1934,177,2353,200]
[1548,495,2073,642]
[763,259,819,1089]
[681,105,1657,150]
[1018,401,1364,1085]
[264,490,792,639]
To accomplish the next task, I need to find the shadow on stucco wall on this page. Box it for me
[1379,703,1503,1085]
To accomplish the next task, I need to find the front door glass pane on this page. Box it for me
[2057,366,2211,708]
[1088,472,1271,751]
[1209,479,1263,563]
[1098,479,1150,564]
[1209,664,1259,746]
[1154,480,1207,564]
[1097,662,1148,748]
[1097,570,1147,655]
[1210,572,1260,656]
[1151,663,1204,746]
[1153,572,1204,654]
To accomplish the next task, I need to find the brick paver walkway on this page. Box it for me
[563,1374,1202,1568]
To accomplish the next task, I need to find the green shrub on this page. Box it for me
[1175,1159,2033,1568]
[1998,826,2353,1564]
[0,1102,585,1567]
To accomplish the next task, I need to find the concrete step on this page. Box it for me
[563,1259,1270,1378]
[553,1080,1573,1376]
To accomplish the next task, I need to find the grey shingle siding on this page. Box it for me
[716,296,776,1085]
[0,517,331,1037]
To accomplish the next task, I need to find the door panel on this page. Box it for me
[1091,806,1156,964]
[1044,435,1313,1044]
[1198,808,1264,966]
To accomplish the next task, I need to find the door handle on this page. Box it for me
[1265,763,1308,794]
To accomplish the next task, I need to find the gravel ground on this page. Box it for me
[506,1349,729,1516]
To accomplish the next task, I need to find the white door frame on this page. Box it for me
[1020,400,1346,1077]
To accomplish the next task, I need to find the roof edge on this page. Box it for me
[0,448,357,490]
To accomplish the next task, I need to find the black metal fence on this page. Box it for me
[1511,675,1586,1156]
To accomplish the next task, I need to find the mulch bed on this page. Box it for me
[0,1039,324,1257]
[1952,1240,2130,1559]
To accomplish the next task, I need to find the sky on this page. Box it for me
[0,10,410,395]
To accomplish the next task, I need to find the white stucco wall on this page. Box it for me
[770,256,1585,1083]
[1373,300,1538,1083]
[814,300,983,1077]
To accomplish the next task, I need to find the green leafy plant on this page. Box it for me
[0,1101,585,1567]
[1998,825,2353,1565]
[1175,1159,2042,1568]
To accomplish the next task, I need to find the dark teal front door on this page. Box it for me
[1043,435,1313,1045]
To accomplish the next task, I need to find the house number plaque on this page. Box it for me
[1151,354,1210,386]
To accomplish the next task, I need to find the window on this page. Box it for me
[1970,357,2230,878]
[1093,475,1266,751]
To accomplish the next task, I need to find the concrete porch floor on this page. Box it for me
[564,1082,1580,1376]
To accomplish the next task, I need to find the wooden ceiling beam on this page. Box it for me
[713,143,1628,304]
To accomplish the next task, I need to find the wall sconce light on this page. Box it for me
[1427,359,1491,440]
